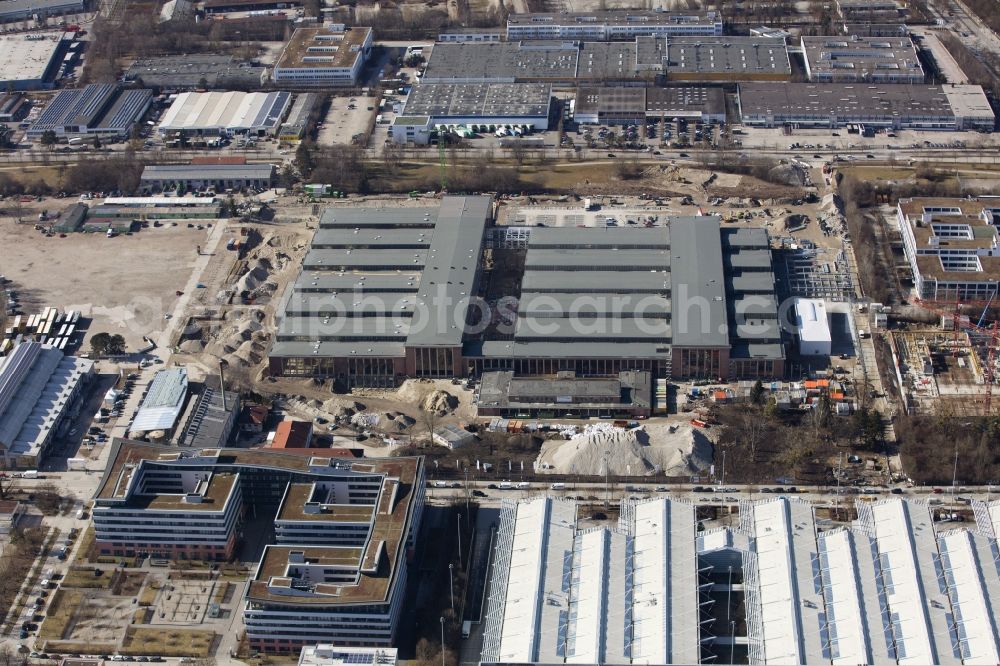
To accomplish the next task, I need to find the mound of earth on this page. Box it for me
[421,390,458,414]
[535,423,714,477]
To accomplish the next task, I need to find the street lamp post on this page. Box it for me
[721,449,727,488]
[440,616,446,666]
[952,441,959,499]
[449,563,455,612]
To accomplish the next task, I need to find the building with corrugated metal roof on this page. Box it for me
[27,84,152,138]
[484,496,1000,665]
[0,341,94,468]
[158,90,293,137]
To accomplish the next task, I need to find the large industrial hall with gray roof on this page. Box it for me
[481,496,1000,665]
[268,197,784,389]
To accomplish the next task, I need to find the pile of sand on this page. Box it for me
[235,259,271,293]
[395,379,435,404]
[535,423,713,477]
[421,389,458,415]
[178,339,204,353]
[767,162,807,187]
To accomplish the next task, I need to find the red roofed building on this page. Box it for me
[271,420,313,449]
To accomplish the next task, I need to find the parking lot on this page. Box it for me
[316,96,377,146]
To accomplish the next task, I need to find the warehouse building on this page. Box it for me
[394,82,553,133]
[640,35,791,82]
[268,196,493,386]
[131,367,189,439]
[278,91,318,143]
[158,90,292,137]
[90,196,222,220]
[139,163,276,192]
[269,203,784,385]
[0,92,29,120]
[801,35,923,83]
[0,32,72,90]
[836,0,904,21]
[0,0,86,22]
[93,440,425,653]
[738,82,995,130]
[506,10,723,40]
[125,55,269,91]
[421,36,790,84]
[574,85,725,124]
[273,26,372,88]
[476,370,652,417]
[421,41,584,84]
[175,376,240,449]
[485,496,1000,665]
[27,84,152,139]
[468,219,784,380]
[897,196,1000,301]
[202,0,300,12]
[0,341,94,469]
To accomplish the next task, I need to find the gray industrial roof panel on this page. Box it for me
[801,35,922,79]
[403,82,552,118]
[311,228,434,249]
[726,250,773,270]
[528,225,670,248]
[141,164,275,180]
[722,226,771,248]
[663,36,790,75]
[422,42,580,82]
[525,248,671,270]
[283,291,420,317]
[521,270,670,293]
[669,216,728,347]
[577,41,645,80]
[731,273,777,294]
[318,206,439,228]
[515,315,670,341]
[269,340,407,358]
[739,82,957,117]
[646,85,726,116]
[518,292,671,317]
[278,316,410,341]
[406,195,492,346]
[293,273,421,293]
[302,249,429,271]
[124,54,267,89]
[575,86,645,115]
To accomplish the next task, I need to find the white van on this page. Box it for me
[550,482,566,490]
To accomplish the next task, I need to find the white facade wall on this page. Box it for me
[795,298,832,356]
[507,20,722,40]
